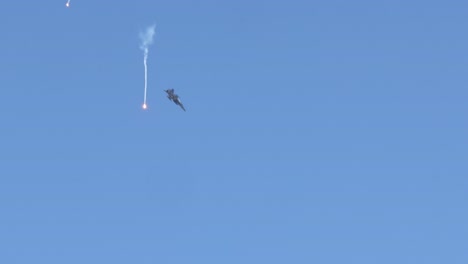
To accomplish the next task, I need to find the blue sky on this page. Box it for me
[0,0,467,263]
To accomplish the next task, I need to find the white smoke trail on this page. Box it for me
[139,24,156,109]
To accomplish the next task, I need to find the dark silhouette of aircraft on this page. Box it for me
[164,89,186,111]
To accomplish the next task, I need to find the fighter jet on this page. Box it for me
[164,88,186,111]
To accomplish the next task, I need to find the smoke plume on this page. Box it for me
[139,24,156,108]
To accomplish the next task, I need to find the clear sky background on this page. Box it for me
[0,0,467,263]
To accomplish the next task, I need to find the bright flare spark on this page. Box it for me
[66,0,70,7]
[142,103,147,110]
